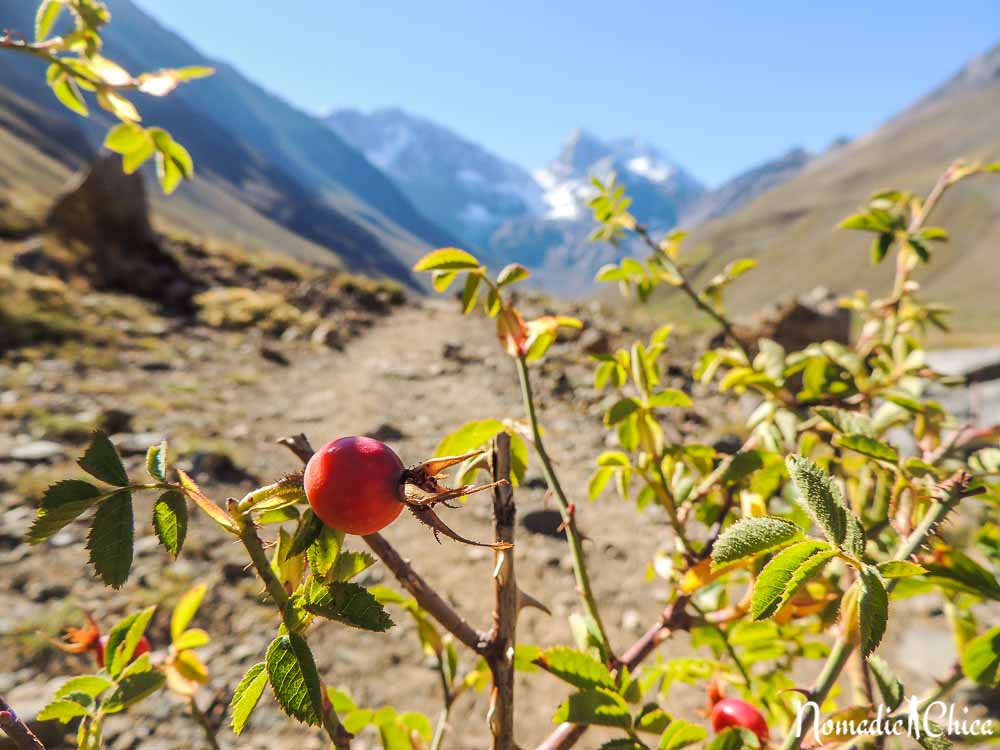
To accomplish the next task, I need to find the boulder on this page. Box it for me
[46,154,193,309]
[726,286,851,353]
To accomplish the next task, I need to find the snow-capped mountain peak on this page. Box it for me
[533,129,704,222]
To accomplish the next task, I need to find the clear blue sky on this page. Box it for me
[133,0,998,186]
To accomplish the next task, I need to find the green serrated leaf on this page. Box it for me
[711,516,803,568]
[145,441,167,481]
[553,688,632,729]
[647,389,692,409]
[120,653,152,679]
[79,431,129,486]
[230,662,268,735]
[86,490,133,588]
[960,625,1000,686]
[305,582,393,631]
[266,634,324,726]
[287,509,324,557]
[868,655,904,710]
[241,475,306,513]
[786,455,847,545]
[722,451,765,486]
[835,433,899,464]
[634,704,671,734]
[103,670,165,713]
[752,540,837,620]
[858,566,888,657]
[877,561,927,579]
[606,398,642,426]
[307,526,344,580]
[844,513,867,560]
[660,718,708,750]
[55,675,113,701]
[910,720,952,750]
[871,233,893,264]
[399,711,434,742]
[152,490,187,558]
[813,407,874,437]
[922,550,1000,600]
[599,740,647,750]
[434,418,505,458]
[708,727,760,750]
[26,480,102,543]
[331,550,376,582]
[37,699,89,723]
[541,646,615,691]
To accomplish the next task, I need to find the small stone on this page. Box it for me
[367,424,405,442]
[99,408,134,435]
[579,327,612,355]
[310,322,340,348]
[621,608,643,633]
[7,441,63,462]
[115,432,162,456]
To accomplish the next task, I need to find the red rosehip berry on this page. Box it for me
[710,698,770,744]
[304,436,405,535]
[96,634,151,668]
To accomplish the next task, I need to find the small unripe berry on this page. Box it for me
[710,698,770,743]
[96,634,151,668]
[304,437,405,535]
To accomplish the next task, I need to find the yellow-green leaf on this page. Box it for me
[413,247,482,272]
[171,583,208,641]
[230,663,268,735]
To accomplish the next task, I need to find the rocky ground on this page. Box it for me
[2,288,998,750]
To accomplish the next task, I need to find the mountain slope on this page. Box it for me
[680,147,813,227]
[0,0,459,281]
[677,42,1000,341]
[327,108,540,252]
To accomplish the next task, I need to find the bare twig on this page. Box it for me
[278,434,490,655]
[486,434,517,750]
[0,695,45,750]
[363,531,488,652]
[189,697,221,750]
[633,224,751,359]
[515,356,613,656]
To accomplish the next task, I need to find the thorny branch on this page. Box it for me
[0,694,45,750]
[633,223,751,359]
[486,433,517,750]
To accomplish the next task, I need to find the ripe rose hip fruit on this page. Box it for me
[710,698,770,743]
[305,436,405,535]
[96,634,151,668]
